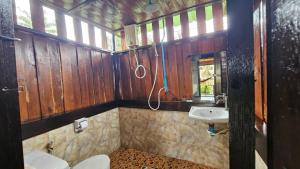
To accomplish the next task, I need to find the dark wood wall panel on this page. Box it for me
[117,34,227,101]
[33,36,64,118]
[119,53,133,100]
[15,32,41,123]
[60,43,82,111]
[137,49,153,100]
[91,51,106,104]
[165,44,180,101]
[128,51,145,99]
[77,47,95,107]
[102,52,115,102]
[15,31,115,124]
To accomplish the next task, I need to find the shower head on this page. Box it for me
[145,0,160,13]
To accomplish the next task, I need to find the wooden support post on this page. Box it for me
[267,0,300,168]
[30,0,45,32]
[197,6,206,35]
[152,20,160,43]
[227,0,255,168]
[73,18,83,43]
[141,24,147,46]
[89,24,95,46]
[56,10,67,38]
[166,15,174,41]
[213,2,224,32]
[0,0,24,168]
[180,11,189,38]
[102,29,107,49]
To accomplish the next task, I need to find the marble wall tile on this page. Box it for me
[22,108,121,167]
[119,108,229,169]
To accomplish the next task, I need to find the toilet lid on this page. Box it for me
[24,151,70,169]
[72,155,110,169]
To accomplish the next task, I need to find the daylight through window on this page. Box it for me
[43,6,57,35]
[65,15,75,41]
[81,21,90,45]
[15,0,32,28]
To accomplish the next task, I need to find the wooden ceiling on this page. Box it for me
[41,0,213,31]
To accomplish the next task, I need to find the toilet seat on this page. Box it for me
[24,151,110,169]
[72,155,110,169]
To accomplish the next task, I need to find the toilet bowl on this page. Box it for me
[24,151,110,169]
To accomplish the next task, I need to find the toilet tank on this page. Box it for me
[24,151,70,169]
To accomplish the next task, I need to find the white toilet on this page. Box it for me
[24,151,110,169]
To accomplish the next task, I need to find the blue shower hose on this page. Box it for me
[161,42,168,94]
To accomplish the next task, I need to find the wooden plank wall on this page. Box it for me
[15,30,115,124]
[116,34,227,101]
[253,0,267,122]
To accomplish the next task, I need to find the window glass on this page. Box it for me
[15,0,32,28]
[146,22,153,45]
[159,18,167,42]
[205,5,214,33]
[81,21,89,45]
[173,14,182,40]
[114,31,122,51]
[136,26,142,46]
[223,1,228,30]
[64,15,75,41]
[188,9,198,37]
[106,31,113,50]
[43,6,57,35]
[94,27,102,48]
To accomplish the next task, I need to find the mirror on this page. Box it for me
[192,51,228,104]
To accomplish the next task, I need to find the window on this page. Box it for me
[15,0,32,28]
[106,31,113,50]
[146,22,153,45]
[205,5,214,33]
[199,58,215,101]
[64,15,75,41]
[94,27,102,48]
[173,14,182,40]
[136,26,142,46]
[81,21,89,45]
[159,18,167,42]
[114,31,122,51]
[43,6,57,35]
[188,9,198,37]
[223,1,228,30]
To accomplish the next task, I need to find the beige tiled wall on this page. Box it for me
[23,107,229,168]
[119,108,229,169]
[22,108,120,167]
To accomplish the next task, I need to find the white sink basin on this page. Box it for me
[188,106,229,124]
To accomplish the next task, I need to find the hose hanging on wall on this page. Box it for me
[131,19,168,110]
[147,19,168,110]
[133,48,146,79]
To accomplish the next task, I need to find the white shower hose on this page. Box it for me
[133,49,146,79]
[132,20,166,111]
[147,44,165,111]
[132,45,164,111]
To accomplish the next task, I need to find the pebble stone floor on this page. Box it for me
[109,148,216,169]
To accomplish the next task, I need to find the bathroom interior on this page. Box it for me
[0,0,299,169]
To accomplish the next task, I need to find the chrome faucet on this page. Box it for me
[216,93,228,110]
[223,93,228,110]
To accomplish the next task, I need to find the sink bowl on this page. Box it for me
[188,106,229,124]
